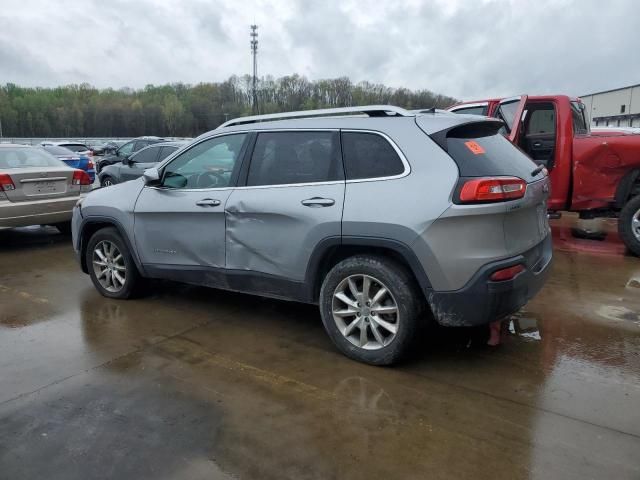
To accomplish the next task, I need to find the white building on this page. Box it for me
[580,84,640,128]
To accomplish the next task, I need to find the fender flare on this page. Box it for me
[615,169,640,208]
[78,216,146,275]
[304,236,433,302]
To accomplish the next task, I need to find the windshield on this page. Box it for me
[0,147,67,169]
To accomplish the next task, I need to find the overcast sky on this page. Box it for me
[1,0,638,100]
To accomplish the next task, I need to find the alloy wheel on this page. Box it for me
[332,274,399,350]
[92,240,126,292]
[633,207,640,241]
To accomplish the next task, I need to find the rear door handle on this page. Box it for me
[301,197,335,207]
[195,198,221,207]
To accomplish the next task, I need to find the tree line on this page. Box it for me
[0,75,457,138]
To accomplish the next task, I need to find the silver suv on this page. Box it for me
[72,106,552,365]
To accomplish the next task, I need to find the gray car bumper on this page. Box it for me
[426,233,553,327]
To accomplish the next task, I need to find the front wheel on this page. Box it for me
[619,195,640,256]
[319,255,422,365]
[101,176,115,187]
[86,227,143,299]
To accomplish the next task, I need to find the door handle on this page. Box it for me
[195,198,221,207]
[301,197,335,207]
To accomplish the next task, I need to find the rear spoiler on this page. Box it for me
[429,119,504,152]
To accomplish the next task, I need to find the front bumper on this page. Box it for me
[427,234,553,327]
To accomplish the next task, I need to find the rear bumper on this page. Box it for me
[0,197,78,228]
[427,233,553,327]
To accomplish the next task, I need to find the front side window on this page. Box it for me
[132,141,148,152]
[341,132,405,180]
[162,134,247,189]
[118,141,135,156]
[246,131,342,186]
[571,101,589,135]
[158,146,178,162]
[131,146,159,163]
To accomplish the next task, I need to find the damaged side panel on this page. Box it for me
[224,183,345,282]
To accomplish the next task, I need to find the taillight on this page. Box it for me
[0,173,16,191]
[87,159,95,169]
[458,177,527,203]
[72,170,91,185]
[490,264,525,281]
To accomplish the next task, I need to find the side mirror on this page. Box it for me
[142,167,160,185]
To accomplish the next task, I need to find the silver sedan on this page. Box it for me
[0,144,92,233]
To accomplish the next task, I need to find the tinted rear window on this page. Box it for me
[341,132,405,180]
[437,123,541,182]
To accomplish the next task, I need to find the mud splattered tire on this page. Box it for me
[619,195,640,256]
[319,255,422,366]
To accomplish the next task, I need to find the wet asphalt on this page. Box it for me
[0,224,639,480]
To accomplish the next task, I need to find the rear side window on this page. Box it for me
[434,123,539,182]
[571,101,588,135]
[247,131,343,186]
[341,132,405,180]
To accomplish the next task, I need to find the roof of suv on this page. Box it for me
[209,105,492,138]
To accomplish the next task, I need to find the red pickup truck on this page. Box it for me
[447,95,640,255]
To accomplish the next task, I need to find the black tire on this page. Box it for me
[319,255,423,366]
[101,175,115,187]
[619,195,640,256]
[86,227,143,299]
[54,221,72,235]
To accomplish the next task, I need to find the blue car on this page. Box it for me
[40,145,95,182]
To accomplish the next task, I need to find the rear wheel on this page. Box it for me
[619,194,640,256]
[86,227,142,299]
[319,255,422,365]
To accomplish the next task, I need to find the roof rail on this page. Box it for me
[218,105,413,129]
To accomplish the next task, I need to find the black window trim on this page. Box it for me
[235,128,346,190]
[148,132,252,192]
[341,129,411,184]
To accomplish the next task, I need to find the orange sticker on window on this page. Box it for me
[464,141,485,155]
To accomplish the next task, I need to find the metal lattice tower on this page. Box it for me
[250,25,259,114]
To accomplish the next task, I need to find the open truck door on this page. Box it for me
[494,95,528,143]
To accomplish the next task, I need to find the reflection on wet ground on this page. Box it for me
[1,226,639,479]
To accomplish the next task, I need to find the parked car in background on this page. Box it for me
[99,141,186,186]
[96,137,165,173]
[41,145,95,183]
[447,95,640,255]
[41,141,93,158]
[1,144,91,233]
[73,106,552,365]
[88,141,107,156]
[102,141,126,155]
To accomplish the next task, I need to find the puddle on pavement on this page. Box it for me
[596,305,640,325]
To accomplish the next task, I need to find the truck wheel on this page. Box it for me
[619,195,640,256]
[319,255,422,366]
